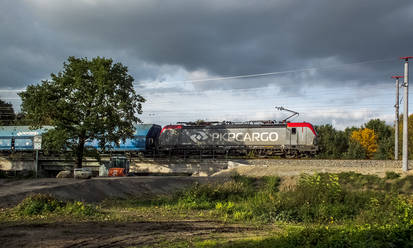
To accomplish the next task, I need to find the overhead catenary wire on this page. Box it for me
[133,57,396,86]
[0,57,399,94]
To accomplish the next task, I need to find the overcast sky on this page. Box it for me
[1,0,413,129]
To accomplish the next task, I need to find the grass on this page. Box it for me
[187,224,413,248]
[136,173,413,226]
[2,172,413,247]
[0,193,101,222]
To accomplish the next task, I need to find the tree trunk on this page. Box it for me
[75,134,86,168]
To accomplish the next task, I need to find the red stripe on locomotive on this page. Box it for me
[287,122,317,136]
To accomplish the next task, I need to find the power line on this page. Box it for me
[0,57,398,95]
[134,57,396,86]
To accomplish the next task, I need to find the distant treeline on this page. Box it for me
[315,115,413,160]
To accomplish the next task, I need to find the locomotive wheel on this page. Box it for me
[284,152,297,159]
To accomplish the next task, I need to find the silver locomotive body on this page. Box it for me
[158,122,318,156]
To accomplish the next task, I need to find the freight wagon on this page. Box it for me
[0,126,53,151]
[84,124,161,152]
[0,124,161,152]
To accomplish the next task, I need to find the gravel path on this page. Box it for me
[212,159,413,177]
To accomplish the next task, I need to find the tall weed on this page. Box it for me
[14,194,100,217]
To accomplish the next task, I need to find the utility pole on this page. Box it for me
[392,75,403,160]
[400,57,413,172]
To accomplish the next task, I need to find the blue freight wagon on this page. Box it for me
[0,126,53,151]
[0,124,161,152]
[84,124,161,152]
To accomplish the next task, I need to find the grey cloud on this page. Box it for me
[2,0,413,91]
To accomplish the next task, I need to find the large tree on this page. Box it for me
[19,56,145,168]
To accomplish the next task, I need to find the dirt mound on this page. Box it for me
[0,177,226,208]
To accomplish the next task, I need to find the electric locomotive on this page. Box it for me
[158,121,318,157]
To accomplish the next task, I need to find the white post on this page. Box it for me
[402,58,410,172]
[395,77,400,160]
[35,150,38,178]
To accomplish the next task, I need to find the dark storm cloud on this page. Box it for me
[0,1,60,88]
[2,0,413,90]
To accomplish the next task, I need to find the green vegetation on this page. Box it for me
[316,118,397,160]
[385,171,401,180]
[18,56,145,168]
[190,224,413,248]
[316,116,413,160]
[147,173,412,226]
[2,173,413,247]
[0,194,100,221]
[139,173,413,247]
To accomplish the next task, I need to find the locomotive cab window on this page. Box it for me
[292,128,297,135]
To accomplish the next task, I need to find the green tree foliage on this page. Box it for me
[364,119,393,159]
[14,112,32,125]
[0,99,16,125]
[345,137,367,159]
[364,119,392,140]
[315,125,348,158]
[316,120,394,160]
[19,56,145,167]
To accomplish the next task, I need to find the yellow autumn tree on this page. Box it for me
[350,128,378,159]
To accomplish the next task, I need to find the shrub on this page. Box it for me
[246,173,389,224]
[14,194,99,217]
[16,194,64,216]
[175,177,256,210]
[133,172,413,226]
[337,171,385,189]
[385,171,401,180]
[63,201,100,216]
